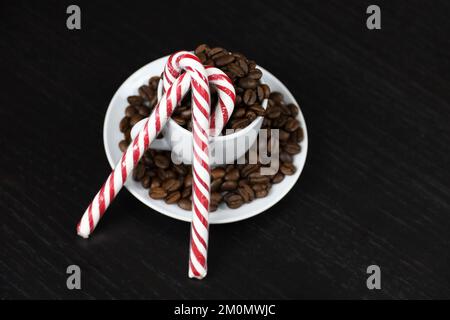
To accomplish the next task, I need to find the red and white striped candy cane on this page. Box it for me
[76,72,192,238]
[163,52,225,279]
[163,53,235,136]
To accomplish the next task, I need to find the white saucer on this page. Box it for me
[103,55,308,224]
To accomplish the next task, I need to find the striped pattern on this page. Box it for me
[163,54,236,279]
[163,56,236,136]
[77,71,192,238]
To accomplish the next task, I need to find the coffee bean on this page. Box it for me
[119,117,130,132]
[252,183,267,192]
[280,152,293,163]
[243,89,257,105]
[208,47,225,57]
[224,168,240,181]
[211,178,223,192]
[184,174,193,188]
[127,95,144,106]
[118,140,128,152]
[209,203,218,212]
[165,191,181,204]
[129,114,144,126]
[224,193,244,209]
[210,192,223,205]
[221,180,238,191]
[138,85,154,101]
[178,198,192,210]
[133,163,146,181]
[154,154,170,169]
[181,187,191,198]
[238,77,258,89]
[248,104,265,117]
[149,76,160,90]
[236,59,249,75]
[288,103,299,117]
[269,92,284,104]
[240,164,260,177]
[233,107,246,118]
[150,177,161,189]
[231,118,250,130]
[141,175,151,188]
[280,163,296,175]
[125,105,137,117]
[248,69,263,80]
[272,115,288,128]
[296,127,304,142]
[211,167,226,180]
[248,172,270,184]
[227,63,245,77]
[279,130,290,141]
[162,178,182,192]
[272,172,285,184]
[284,142,301,155]
[173,115,186,126]
[214,54,235,67]
[246,110,257,122]
[194,43,210,55]
[137,105,150,117]
[284,117,300,132]
[173,164,187,176]
[238,184,254,202]
[265,106,281,119]
[149,187,167,199]
[255,189,268,198]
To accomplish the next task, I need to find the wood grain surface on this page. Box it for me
[1,0,449,299]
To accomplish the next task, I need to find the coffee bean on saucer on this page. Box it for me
[129,114,144,126]
[221,180,238,192]
[162,178,182,192]
[238,77,258,89]
[280,162,296,175]
[127,95,144,106]
[272,172,285,184]
[224,193,244,209]
[283,142,301,155]
[214,54,235,67]
[211,167,226,180]
[211,178,223,192]
[137,105,150,117]
[141,175,151,188]
[284,117,300,132]
[224,168,240,181]
[133,163,146,181]
[119,117,130,132]
[255,189,268,198]
[184,174,193,188]
[118,140,128,152]
[279,152,293,163]
[150,187,167,199]
[238,184,254,203]
[178,198,192,210]
[181,187,191,198]
[165,191,181,204]
[125,105,137,117]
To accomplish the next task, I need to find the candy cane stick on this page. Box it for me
[163,54,235,136]
[76,72,192,238]
[162,52,218,279]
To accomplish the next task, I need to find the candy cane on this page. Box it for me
[77,72,192,238]
[162,52,215,279]
[163,53,235,136]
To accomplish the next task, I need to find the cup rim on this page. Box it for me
[157,66,269,142]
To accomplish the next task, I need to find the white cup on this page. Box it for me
[131,73,268,165]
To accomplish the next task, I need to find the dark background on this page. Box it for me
[1,0,450,299]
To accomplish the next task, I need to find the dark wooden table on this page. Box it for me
[1,0,450,299]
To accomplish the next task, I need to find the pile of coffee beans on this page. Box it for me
[118,45,304,211]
